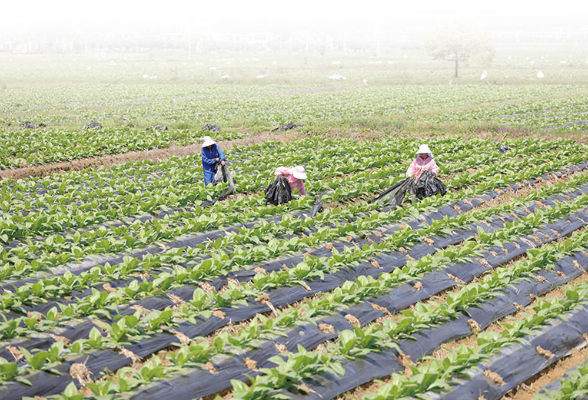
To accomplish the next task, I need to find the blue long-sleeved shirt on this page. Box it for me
[202,145,226,185]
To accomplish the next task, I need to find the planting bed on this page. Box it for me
[1,137,588,400]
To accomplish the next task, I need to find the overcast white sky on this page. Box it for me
[2,0,587,35]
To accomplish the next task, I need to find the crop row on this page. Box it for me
[2,140,580,286]
[3,155,585,318]
[97,188,588,400]
[1,161,588,398]
[0,149,554,285]
[2,136,483,243]
[21,195,588,400]
[235,226,588,400]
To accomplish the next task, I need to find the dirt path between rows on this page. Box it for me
[0,129,391,180]
[0,132,306,180]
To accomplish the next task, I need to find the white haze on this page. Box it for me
[1,0,587,37]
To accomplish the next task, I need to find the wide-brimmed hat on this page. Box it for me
[202,136,216,148]
[292,166,307,180]
[417,144,432,155]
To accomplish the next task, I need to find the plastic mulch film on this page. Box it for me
[285,251,588,400]
[434,304,588,399]
[373,177,415,208]
[124,209,588,400]
[3,188,587,365]
[2,169,588,399]
[5,161,587,292]
[3,186,587,360]
[212,164,234,186]
[309,196,323,218]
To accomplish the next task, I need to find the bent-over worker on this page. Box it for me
[406,144,439,181]
[201,136,226,186]
[274,166,308,196]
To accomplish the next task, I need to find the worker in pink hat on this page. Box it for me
[406,144,439,181]
[274,166,308,196]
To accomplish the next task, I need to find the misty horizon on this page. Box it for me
[2,0,587,40]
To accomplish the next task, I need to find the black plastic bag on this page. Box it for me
[265,175,292,206]
[309,196,323,218]
[213,163,234,186]
[414,170,447,200]
[499,144,511,153]
[272,122,302,132]
[83,120,102,129]
[202,124,221,132]
[373,177,415,208]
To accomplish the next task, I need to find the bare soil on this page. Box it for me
[503,346,588,400]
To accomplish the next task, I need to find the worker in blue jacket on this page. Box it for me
[201,136,226,185]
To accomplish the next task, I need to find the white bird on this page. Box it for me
[363,79,368,85]
[537,71,545,79]
[480,71,488,80]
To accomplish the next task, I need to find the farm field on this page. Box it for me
[2,40,588,400]
[1,45,588,171]
[1,135,588,400]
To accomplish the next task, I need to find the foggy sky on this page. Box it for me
[2,0,587,36]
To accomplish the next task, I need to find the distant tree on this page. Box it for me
[425,25,495,78]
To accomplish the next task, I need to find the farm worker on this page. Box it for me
[201,136,226,186]
[406,144,439,181]
[275,166,308,195]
